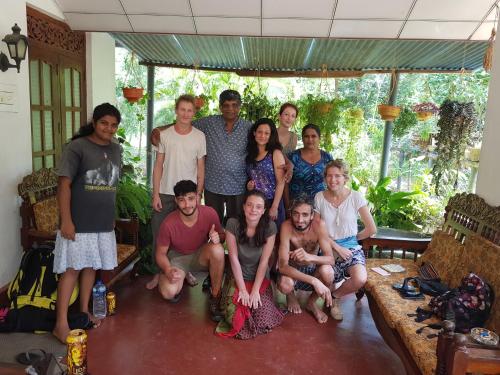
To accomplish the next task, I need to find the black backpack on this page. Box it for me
[7,244,77,310]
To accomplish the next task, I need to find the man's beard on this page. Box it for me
[293,220,312,232]
[180,205,197,217]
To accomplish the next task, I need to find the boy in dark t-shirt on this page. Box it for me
[155,180,225,321]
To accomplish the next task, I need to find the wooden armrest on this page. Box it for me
[27,229,56,240]
[115,216,139,248]
[436,321,500,375]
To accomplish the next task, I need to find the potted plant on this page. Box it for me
[194,95,206,112]
[122,87,144,104]
[299,94,349,151]
[240,85,277,123]
[432,100,477,195]
[121,53,145,104]
[348,107,364,120]
[393,107,417,139]
[413,102,439,122]
[377,104,401,121]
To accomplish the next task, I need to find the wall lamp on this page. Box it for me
[0,24,29,73]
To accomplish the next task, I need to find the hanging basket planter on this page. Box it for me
[377,104,400,121]
[313,102,333,114]
[349,108,364,119]
[122,87,144,103]
[194,96,205,112]
[416,111,433,121]
[413,102,439,122]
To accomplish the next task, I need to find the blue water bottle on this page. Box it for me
[92,280,107,318]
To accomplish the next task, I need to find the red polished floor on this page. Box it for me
[86,276,405,375]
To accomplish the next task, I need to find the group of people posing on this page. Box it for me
[51,89,376,343]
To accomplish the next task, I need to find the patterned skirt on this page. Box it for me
[215,277,284,340]
[53,230,117,274]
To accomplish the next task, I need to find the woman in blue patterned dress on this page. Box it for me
[287,124,332,204]
[246,118,286,229]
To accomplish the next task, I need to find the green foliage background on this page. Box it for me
[115,48,490,233]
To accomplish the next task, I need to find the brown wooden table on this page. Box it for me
[361,227,432,261]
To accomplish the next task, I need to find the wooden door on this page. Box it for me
[27,7,86,170]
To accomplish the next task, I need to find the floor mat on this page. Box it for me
[0,331,65,365]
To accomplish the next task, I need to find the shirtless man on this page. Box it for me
[277,195,335,323]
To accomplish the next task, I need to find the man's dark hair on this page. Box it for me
[290,194,314,213]
[219,89,242,106]
[173,180,197,197]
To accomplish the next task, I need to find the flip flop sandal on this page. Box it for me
[15,349,46,366]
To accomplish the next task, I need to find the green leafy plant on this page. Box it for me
[432,100,477,195]
[240,85,278,123]
[366,177,422,231]
[393,107,418,138]
[298,95,349,151]
[115,173,151,225]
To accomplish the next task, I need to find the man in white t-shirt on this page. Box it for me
[146,95,206,290]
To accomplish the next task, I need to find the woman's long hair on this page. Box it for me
[72,103,121,140]
[246,118,282,165]
[238,190,270,247]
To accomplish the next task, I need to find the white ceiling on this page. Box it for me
[55,0,499,40]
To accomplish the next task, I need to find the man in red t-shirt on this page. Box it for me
[155,180,225,321]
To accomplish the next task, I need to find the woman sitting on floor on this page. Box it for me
[215,190,284,339]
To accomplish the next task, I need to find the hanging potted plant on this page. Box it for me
[194,95,208,112]
[412,102,439,122]
[121,52,144,104]
[298,94,349,151]
[377,104,400,121]
[348,107,364,120]
[240,85,276,123]
[431,100,477,195]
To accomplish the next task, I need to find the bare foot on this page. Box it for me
[306,301,328,324]
[52,324,70,343]
[286,293,302,314]
[185,272,198,287]
[329,298,343,321]
[146,274,159,290]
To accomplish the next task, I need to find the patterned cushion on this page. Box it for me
[417,230,464,285]
[366,259,422,328]
[449,234,500,333]
[32,197,59,233]
[117,243,136,265]
[365,258,419,292]
[369,283,430,329]
[396,318,440,375]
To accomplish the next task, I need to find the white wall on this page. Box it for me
[86,32,116,119]
[0,1,32,286]
[476,32,500,206]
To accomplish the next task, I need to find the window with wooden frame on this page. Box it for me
[27,7,86,171]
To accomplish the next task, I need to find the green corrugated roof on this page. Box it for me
[110,33,488,73]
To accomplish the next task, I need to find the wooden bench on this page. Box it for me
[18,168,139,286]
[363,193,500,375]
